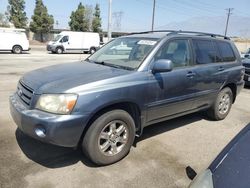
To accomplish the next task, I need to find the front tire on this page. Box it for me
[82,110,135,165]
[56,47,63,54]
[207,87,233,120]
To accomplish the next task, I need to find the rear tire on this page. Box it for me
[82,110,135,165]
[207,87,233,120]
[12,45,22,54]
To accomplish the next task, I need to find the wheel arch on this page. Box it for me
[78,101,142,147]
[222,83,237,103]
[12,44,23,50]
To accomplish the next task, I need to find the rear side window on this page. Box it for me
[216,41,236,62]
[193,39,217,64]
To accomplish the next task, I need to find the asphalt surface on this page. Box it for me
[0,48,250,188]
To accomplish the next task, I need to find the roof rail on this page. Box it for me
[129,30,230,40]
[167,30,230,40]
[129,30,176,35]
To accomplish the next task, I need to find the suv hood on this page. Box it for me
[21,61,132,94]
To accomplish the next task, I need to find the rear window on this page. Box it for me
[193,39,217,64]
[217,41,236,62]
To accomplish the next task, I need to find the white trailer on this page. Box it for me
[47,31,100,54]
[0,27,30,54]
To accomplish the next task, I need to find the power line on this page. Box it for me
[225,8,233,36]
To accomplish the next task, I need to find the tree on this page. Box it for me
[7,0,27,28]
[29,0,54,42]
[92,4,102,33]
[0,13,10,27]
[69,3,89,31]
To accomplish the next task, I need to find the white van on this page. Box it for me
[47,31,100,54]
[0,27,30,54]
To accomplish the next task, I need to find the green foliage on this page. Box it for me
[92,4,102,33]
[69,3,89,31]
[30,0,54,40]
[7,0,27,28]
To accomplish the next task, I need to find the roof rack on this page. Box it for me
[129,30,230,40]
[129,30,176,35]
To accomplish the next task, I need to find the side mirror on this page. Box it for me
[152,59,173,74]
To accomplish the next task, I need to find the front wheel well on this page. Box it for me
[223,83,236,103]
[78,102,141,146]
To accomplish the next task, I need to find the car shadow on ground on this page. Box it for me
[15,129,97,168]
[135,112,204,144]
[16,112,205,168]
[244,85,250,89]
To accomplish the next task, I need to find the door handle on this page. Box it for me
[218,67,225,71]
[186,71,196,78]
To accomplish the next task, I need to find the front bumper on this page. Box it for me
[47,44,52,51]
[9,94,89,147]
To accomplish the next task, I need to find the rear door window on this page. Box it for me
[216,41,236,62]
[192,39,216,64]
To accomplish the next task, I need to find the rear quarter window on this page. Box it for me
[216,41,236,62]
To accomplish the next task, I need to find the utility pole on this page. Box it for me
[225,8,233,36]
[151,0,156,31]
[108,0,112,41]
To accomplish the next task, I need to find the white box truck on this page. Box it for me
[47,31,100,54]
[0,27,30,54]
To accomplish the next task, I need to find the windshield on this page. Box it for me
[52,34,63,42]
[88,37,159,70]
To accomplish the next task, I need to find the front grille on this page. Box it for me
[245,67,250,76]
[17,81,34,106]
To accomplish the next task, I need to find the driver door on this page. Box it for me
[60,35,70,51]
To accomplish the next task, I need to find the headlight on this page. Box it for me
[36,94,78,114]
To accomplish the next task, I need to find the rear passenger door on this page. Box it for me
[191,39,236,109]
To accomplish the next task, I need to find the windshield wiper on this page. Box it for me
[87,59,134,70]
[103,63,134,70]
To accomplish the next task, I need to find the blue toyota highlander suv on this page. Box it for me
[10,30,245,165]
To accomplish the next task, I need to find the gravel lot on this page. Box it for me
[0,47,250,188]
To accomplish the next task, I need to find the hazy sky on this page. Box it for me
[0,0,249,34]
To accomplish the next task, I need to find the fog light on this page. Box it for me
[35,128,46,138]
